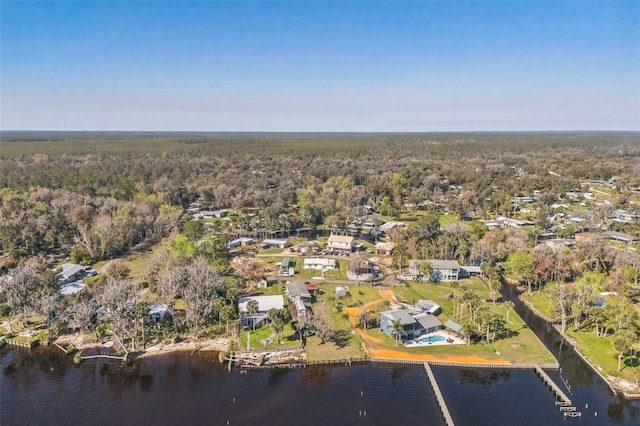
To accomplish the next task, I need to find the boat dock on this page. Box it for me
[534,365,571,405]
[424,362,455,426]
[534,365,583,418]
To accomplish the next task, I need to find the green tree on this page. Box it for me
[504,250,536,293]
[419,261,433,282]
[391,319,404,346]
[613,330,637,372]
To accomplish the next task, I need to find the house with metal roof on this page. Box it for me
[261,238,291,249]
[603,231,640,244]
[238,295,285,328]
[56,263,86,284]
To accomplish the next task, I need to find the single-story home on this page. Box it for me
[415,299,441,315]
[363,218,384,230]
[261,238,291,249]
[375,241,396,256]
[303,257,336,271]
[378,221,406,233]
[498,217,535,228]
[459,265,484,278]
[603,231,640,244]
[238,295,285,327]
[56,263,86,284]
[194,209,227,219]
[226,237,255,249]
[147,304,169,323]
[277,257,295,276]
[285,281,312,301]
[327,234,355,253]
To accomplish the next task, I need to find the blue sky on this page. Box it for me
[1,1,639,131]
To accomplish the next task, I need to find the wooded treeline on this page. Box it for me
[1,132,639,266]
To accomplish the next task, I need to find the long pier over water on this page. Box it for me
[423,362,455,426]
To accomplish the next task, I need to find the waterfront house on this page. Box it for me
[285,281,312,302]
[380,309,442,340]
[285,281,312,317]
[238,295,285,328]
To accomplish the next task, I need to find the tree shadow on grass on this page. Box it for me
[332,330,351,348]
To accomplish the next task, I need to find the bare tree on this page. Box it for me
[181,257,222,339]
[95,276,140,352]
[3,258,42,330]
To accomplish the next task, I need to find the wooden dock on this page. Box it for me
[424,363,455,426]
[534,365,571,405]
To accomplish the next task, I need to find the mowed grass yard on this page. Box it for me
[342,279,557,364]
[303,285,368,361]
[524,288,640,382]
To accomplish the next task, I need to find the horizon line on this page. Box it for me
[2,129,639,134]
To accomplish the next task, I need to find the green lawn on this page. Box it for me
[521,288,556,319]
[303,287,367,361]
[240,323,300,350]
[525,291,640,382]
[384,280,556,364]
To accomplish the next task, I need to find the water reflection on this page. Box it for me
[459,368,511,385]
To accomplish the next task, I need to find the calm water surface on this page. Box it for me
[2,346,638,426]
[2,286,639,425]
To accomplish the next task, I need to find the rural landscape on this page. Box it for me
[1,131,639,398]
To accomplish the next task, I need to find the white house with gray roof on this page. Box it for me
[408,259,461,282]
[238,295,285,328]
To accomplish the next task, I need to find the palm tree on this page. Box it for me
[460,321,473,346]
[419,261,433,283]
[391,319,404,346]
[450,281,460,317]
[247,299,259,330]
[613,330,637,372]
[504,300,514,328]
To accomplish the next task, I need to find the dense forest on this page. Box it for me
[1,132,639,264]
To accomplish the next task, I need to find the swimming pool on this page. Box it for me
[418,334,446,344]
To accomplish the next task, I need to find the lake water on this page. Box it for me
[2,284,638,425]
[2,345,638,426]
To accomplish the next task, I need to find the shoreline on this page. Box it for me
[53,334,230,361]
[520,299,640,399]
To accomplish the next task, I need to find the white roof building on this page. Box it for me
[238,295,285,314]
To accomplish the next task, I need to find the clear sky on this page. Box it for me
[1,1,639,132]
